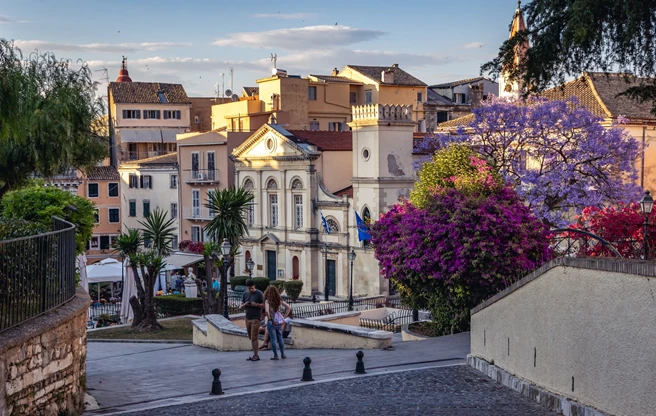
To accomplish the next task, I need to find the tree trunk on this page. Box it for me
[129,295,144,327]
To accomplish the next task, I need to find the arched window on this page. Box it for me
[243,178,254,189]
[292,256,299,280]
[291,178,303,189]
[244,250,251,273]
[266,178,278,189]
[362,207,371,223]
[326,218,339,233]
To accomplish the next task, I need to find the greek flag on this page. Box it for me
[321,212,331,234]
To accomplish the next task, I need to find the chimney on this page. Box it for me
[391,63,399,68]
[381,69,394,84]
[331,68,338,76]
[470,82,484,108]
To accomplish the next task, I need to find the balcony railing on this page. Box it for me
[127,151,173,161]
[184,169,218,184]
[183,206,217,221]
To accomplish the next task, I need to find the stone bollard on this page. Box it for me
[210,368,224,395]
[301,357,314,381]
[355,350,366,374]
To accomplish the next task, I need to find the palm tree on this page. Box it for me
[203,187,254,316]
[113,229,146,326]
[138,208,176,257]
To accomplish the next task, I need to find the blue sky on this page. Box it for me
[0,0,521,96]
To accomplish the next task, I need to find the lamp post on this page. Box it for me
[221,238,231,318]
[246,258,254,279]
[640,190,654,260]
[348,249,356,311]
[323,243,329,301]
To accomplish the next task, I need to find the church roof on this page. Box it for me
[287,130,352,151]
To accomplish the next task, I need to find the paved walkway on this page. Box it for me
[85,332,469,414]
[117,365,557,416]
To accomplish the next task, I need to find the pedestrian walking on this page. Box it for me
[240,279,264,361]
[264,286,291,360]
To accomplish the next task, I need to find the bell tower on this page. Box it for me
[499,1,529,99]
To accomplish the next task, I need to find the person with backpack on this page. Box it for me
[263,286,291,360]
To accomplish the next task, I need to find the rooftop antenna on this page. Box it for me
[220,73,225,98]
[270,53,277,70]
[95,67,109,84]
[213,82,220,101]
[230,68,234,92]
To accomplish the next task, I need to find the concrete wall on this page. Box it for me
[1,288,90,416]
[470,258,656,416]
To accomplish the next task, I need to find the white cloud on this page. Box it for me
[251,12,317,20]
[14,40,190,53]
[0,16,28,23]
[212,25,384,50]
[463,42,484,49]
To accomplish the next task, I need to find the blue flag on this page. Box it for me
[355,210,371,241]
[321,212,331,234]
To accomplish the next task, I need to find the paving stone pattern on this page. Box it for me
[120,365,558,416]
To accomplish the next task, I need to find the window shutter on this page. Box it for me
[140,175,144,188]
[148,175,153,189]
[136,110,141,119]
[156,110,161,119]
[176,111,180,119]
[163,111,168,120]
[122,110,127,118]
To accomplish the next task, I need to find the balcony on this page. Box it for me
[183,206,217,221]
[184,169,219,185]
[126,151,173,161]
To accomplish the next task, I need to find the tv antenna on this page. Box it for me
[220,73,225,98]
[94,67,109,84]
[270,53,277,70]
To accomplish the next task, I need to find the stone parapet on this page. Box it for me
[0,287,90,416]
[351,104,414,123]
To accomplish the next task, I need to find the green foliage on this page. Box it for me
[283,280,304,302]
[0,185,95,254]
[204,187,254,249]
[270,280,285,293]
[410,144,502,208]
[0,39,107,196]
[155,294,203,317]
[0,218,45,240]
[138,208,176,256]
[113,229,142,258]
[252,277,270,292]
[230,276,248,290]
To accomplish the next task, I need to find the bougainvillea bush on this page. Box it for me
[567,203,656,258]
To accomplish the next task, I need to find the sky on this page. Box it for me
[0,0,521,97]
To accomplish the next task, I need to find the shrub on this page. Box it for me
[0,218,45,241]
[154,294,203,317]
[230,276,248,290]
[284,280,303,302]
[252,277,270,292]
[270,280,285,293]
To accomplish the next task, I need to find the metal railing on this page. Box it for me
[183,206,217,221]
[183,169,218,184]
[292,296,408,319]
[359,309,414,333]
[0,217,77,333]
[127,150,173,161]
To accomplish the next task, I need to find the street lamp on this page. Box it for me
[323,243,329,301]
[348,249,356,311]
[221,238,231,318]
[246,258,254,279]
[640,190,654,260]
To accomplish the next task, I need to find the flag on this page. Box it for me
[355,210,371,241]
[321,212,331,234]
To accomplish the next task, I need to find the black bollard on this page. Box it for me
[210,368,224,395]
[355,350,366,374]
[301,357,314,381]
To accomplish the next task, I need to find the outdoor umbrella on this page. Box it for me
[120,260,137,324]
[77,253,89,293]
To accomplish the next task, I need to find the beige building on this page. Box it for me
[211,64,427,133]
[108,58,191,165]
[77,166,122,264]
[230,104,417,297]
[118,153,180,249]
[176,130,250,243]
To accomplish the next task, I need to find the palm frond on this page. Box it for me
[204,187,254,248]
[138,208,176,256]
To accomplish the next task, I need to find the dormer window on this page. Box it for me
[158,92,168,104]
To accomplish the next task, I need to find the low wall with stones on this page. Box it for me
[0,287,90,416]
[469,257,656,416]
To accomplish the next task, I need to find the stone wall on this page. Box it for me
[469,257,656,416]
[1,288,90,416]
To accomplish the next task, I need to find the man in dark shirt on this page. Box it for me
[240,279,264,361]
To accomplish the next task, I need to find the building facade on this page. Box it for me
[118,153,180,249]
[78,166,122,264]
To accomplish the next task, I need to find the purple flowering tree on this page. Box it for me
[418,97,642,226]
[371,186,553,335]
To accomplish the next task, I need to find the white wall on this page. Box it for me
[470,260,656,416]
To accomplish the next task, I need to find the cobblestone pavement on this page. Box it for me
[119,365,557,416]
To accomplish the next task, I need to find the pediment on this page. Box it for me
[258,232,280,244]
[232,124,316,160]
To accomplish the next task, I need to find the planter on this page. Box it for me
[401,320,434,341]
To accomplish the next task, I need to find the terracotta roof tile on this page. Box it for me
[121,152,178,166]
[437,113,475,128]
[243,86,259,97]
[86,166,120,180]
[430,77,487,88]
[346,64,427,87]
[308,75,362,84]
[287,130,352,151]
[109,82,190,104]
[334,186,353,198]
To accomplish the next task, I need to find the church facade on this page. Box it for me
[231,104,417,298]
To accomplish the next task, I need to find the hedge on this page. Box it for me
[270,280,285,293]
[284,281,303,302]
[230,276,249,290]
[252,277,270,292]
[155,294,203,317]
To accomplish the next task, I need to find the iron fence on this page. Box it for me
[0,217,77,333]
[291,296,409,319]
[359,309,414,333]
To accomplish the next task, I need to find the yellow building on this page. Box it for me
[210,64,427,133]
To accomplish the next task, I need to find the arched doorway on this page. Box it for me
[292,256,299,280]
